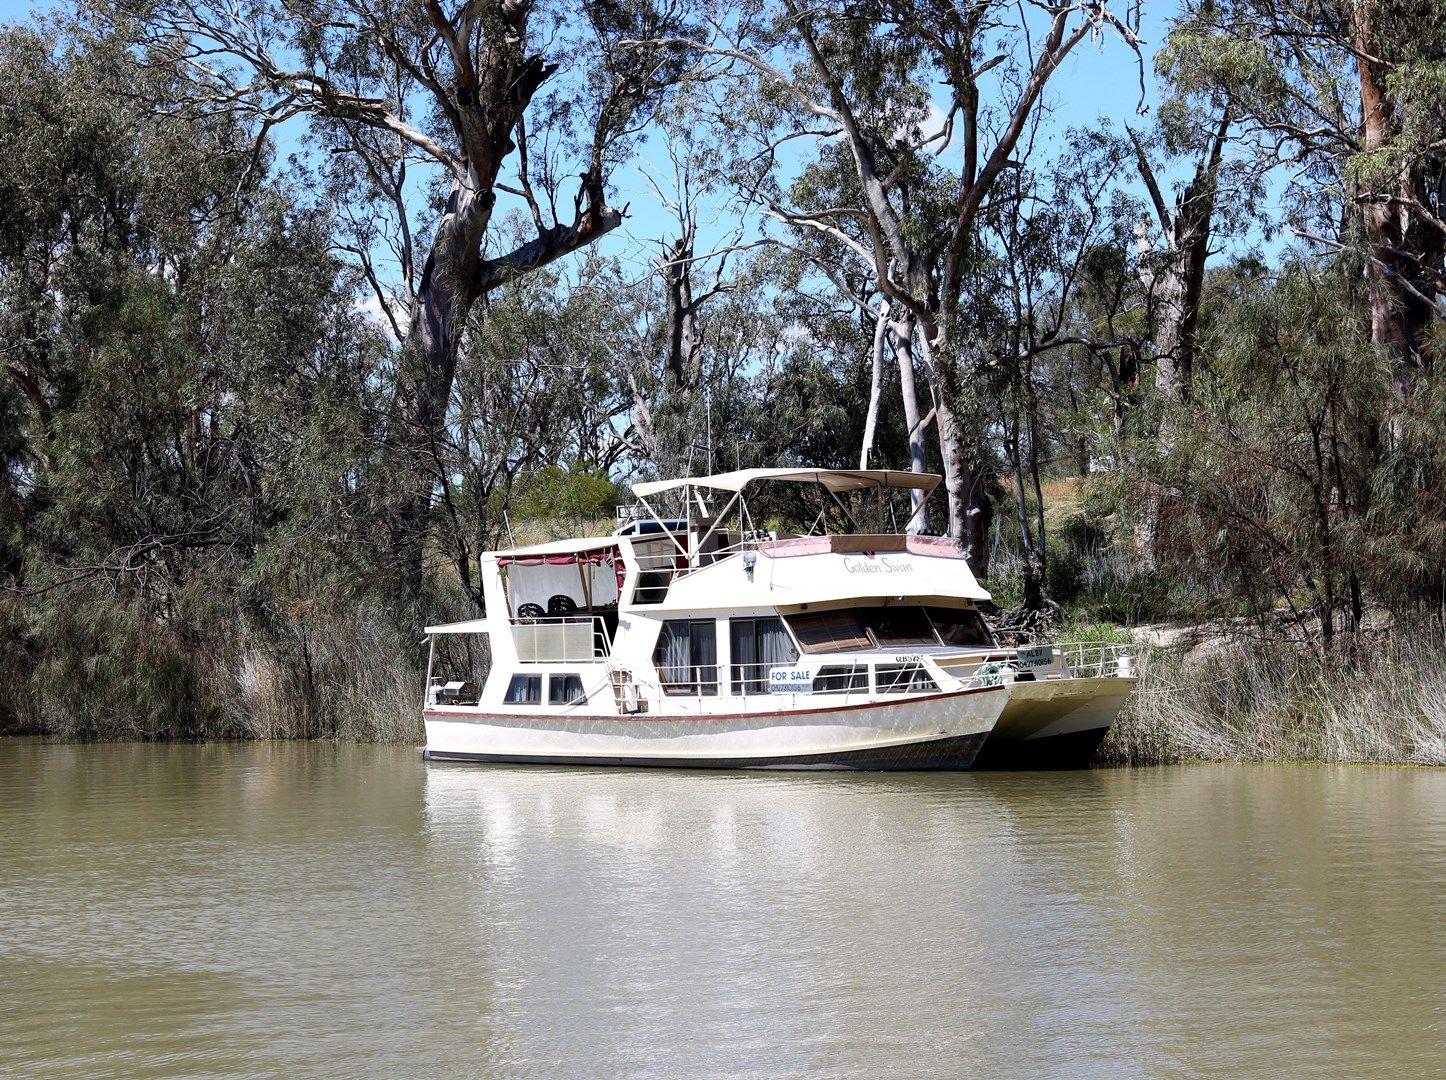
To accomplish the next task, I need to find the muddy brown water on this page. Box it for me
[1,740,1443,1077]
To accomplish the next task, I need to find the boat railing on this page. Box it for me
[656,663,721,696]
[1057,641,1138,679]
[510,614,613,662]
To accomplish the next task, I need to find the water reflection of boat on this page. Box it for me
[420,469,1133,770]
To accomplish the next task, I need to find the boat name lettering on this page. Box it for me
[842,557,913,574]
[768,668,816,693]
[893,654,923,664]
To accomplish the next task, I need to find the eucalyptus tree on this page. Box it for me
[1163,0,1445,420]
[653,0,1143,572]
[0,23,414,736]
[1126,103,1237,405]
[976,130,1145,615]
[98,0,694,585]
[623,137,773,474]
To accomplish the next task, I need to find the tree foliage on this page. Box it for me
[3,0,1445,739]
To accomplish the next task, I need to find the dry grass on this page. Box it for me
[1038,475,1087,521]
[4,598,424,744]
[232,613,422,743]
[1100,631,1446,766]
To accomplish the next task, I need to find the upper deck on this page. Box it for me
[471,468,989,664]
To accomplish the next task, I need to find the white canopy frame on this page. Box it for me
[627,468,946,578]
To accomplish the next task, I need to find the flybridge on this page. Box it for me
[621,467,948,578]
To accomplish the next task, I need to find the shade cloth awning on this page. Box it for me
[632,468,942,498]
[496,545,626,593]
[424,619,492,635]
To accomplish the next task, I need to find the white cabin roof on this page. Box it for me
[632,468,942,498]
[425,618,492,635]
[485,536,621,560]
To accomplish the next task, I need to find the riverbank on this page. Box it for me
[1099,630,1446,767]
[5,602,1442,765]
[0,598,424,744]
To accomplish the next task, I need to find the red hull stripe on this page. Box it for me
[424,681,1004,723]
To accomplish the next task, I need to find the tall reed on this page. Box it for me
[1100,631,1446,766]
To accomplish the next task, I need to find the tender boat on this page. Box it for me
[968,641,1137,769]
[420,468,1135,770]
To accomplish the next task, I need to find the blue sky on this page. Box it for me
[5,0,1278,305]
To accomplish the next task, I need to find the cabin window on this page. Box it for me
[875,663,938,694]
[504,674,542,704]
[862,608,938,647]
[729,617,799,694]
[654,619,718,696]
[548,674,586,705]
[788,610,872,654]
[812,664,869,694]
[927,607,995,648]
[788,607,940,652]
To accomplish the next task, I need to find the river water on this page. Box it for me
[1,741,1442,1078]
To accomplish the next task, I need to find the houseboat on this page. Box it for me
[421,468,1135,770]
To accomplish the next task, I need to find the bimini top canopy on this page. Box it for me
[632,467,942,499]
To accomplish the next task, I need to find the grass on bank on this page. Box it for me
[1,595,425,744]
[1100,631,1446,767]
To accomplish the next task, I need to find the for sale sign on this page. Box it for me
[768,667,816,693]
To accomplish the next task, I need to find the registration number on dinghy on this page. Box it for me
[1017,645,1057,670]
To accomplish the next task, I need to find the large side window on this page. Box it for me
[787,611,871,654]
[654,620,718,696]
[863,608,938,647]
[927,607,995,648]
[730,617,800,694]
[504,674,542,704]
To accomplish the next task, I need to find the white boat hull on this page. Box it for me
[971,676,1136,769]
[423,685,1007,770]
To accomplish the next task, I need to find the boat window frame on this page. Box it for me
[787,606,942,654]
[812,663,869,695]
[874,662,939,694]
[548,673,586,705]
[652,618,720,697]
[728,615,800,695]
[503,674,543,705]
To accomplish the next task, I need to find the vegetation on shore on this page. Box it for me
[2,1,1443,759]
[1101,630,1446,767]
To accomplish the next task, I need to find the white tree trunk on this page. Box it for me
[891,317,930,532]
[859,301,888,469]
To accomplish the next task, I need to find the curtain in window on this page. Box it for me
[657,620,717,694]
[731,617,797,694]
[730,620,756,694]
[689,621,718,694]
[758,618,797,668]
[504,675,541,704]
[658,622,692,692]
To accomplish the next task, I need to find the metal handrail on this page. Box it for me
[1056,641,1137,679]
